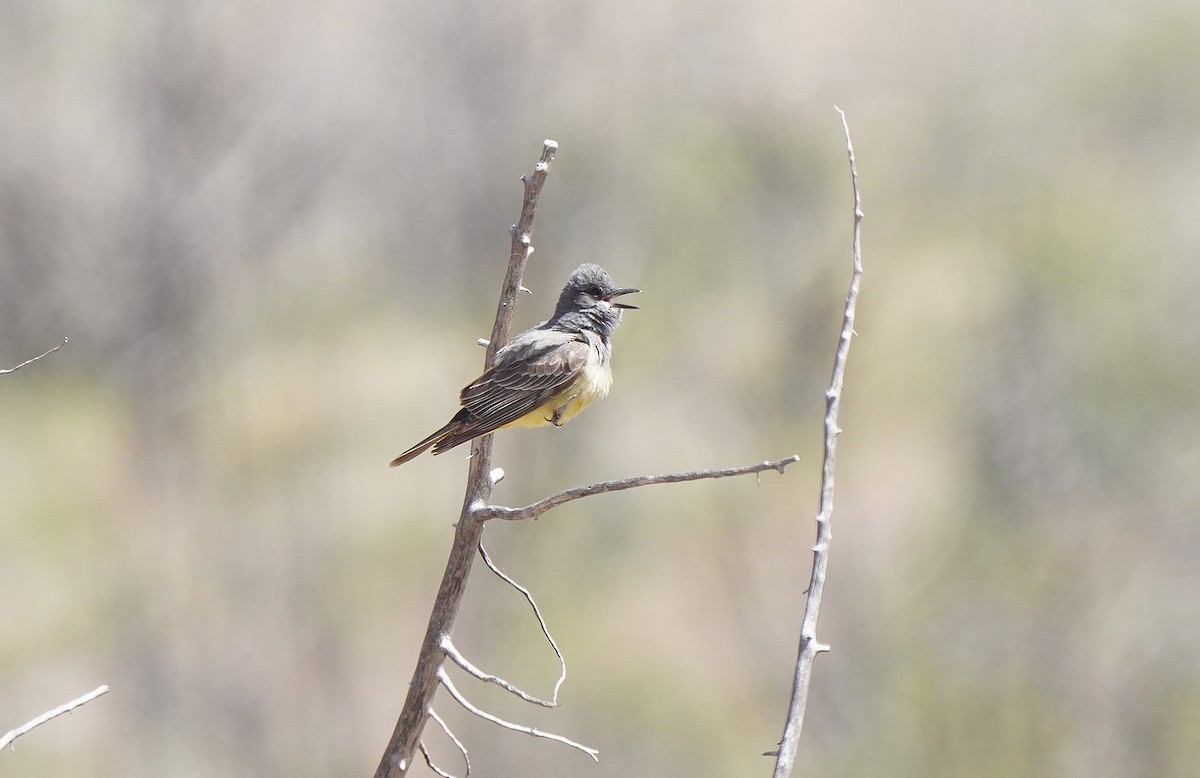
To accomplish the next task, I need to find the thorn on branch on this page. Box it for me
[770,455,800,474]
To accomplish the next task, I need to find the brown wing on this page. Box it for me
[428,333,590,453]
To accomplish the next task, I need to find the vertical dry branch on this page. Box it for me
[771,109,863,777]
[375,140,558,778]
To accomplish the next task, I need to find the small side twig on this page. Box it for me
[421,708,470,778]
[441,635,556,708]
[418,741,456,778]
[477,456,800,522]
[0,337,68,375]
[0,684,109,752]
[771,107,864,777]
[436,668,599,762]
[477,542,566,704]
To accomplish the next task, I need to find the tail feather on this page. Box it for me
[389,410,476,467]
[429,424,492,456]
[388,432,442,467]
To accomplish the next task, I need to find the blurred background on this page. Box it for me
[1,0,1198,775]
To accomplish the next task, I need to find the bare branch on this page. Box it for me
[436,668,599,762]
[477,542,567,704]
[771,108,864,778]
[477,456,800,522]
[376,140,558,778]
[441,635,557,708]
[488,140,558,362]
[1,684,109,752]
[0,337,68,375]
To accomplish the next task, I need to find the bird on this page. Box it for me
[390,263,639,467]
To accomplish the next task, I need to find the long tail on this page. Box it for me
[389,410,475,467]
[388,429,444,467]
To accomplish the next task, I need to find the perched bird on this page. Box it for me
[390,263,639,467]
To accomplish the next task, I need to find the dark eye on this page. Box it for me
[585,285,604,298]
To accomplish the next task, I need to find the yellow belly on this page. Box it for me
[503,359,612,429]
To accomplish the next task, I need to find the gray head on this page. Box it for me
[548,263,640,338]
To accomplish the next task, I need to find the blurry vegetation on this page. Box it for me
[2,0,1199,775]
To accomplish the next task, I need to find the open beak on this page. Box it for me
[607,287,641,310]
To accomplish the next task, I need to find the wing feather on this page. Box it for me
[432,333,590,450]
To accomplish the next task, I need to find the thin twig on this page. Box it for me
[487,140,559,363]
[425,708,470,777]
[441,635,556,708]
[1,684,109,752]
[436,668,599,762]
[477,456,800,522]
[477,541,566,704]
[418,741,456,778]
[771,107,864,777]
[0,337,68,375]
